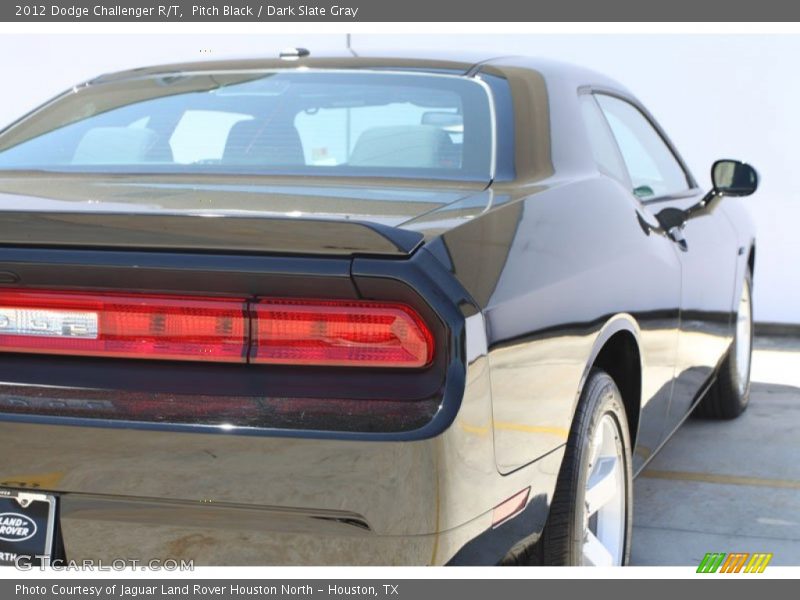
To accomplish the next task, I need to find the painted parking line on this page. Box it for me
[493,422,570,437]
[458,421,569,437]
[641,469,800,490]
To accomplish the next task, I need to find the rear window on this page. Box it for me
[0,70,494,182]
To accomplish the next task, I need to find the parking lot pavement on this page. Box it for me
[631,337,800,566]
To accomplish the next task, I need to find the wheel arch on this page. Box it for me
[575,315,643,448]
[730,241,755,319]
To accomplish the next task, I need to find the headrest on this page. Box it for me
[222,119,305,166]
[72,127,158,165]
[349,125,458,169]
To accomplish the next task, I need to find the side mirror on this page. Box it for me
[656,159,759,233]
[711,159,759,197]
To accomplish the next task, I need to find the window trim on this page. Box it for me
[579,86,701,203]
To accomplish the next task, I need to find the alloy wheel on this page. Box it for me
[582,413,626,566]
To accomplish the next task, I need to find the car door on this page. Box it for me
[578,93,681,468]
[594,93,740,434]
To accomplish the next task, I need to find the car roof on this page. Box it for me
[89,50,502,83]
[87,49,630,95]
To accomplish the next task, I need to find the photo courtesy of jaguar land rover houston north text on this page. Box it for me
[0,50,758,567]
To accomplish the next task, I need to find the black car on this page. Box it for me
[0,51,757,566]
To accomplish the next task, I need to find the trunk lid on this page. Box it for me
[0,174,489,256]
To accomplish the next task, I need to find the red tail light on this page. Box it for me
[0,290,435,368]
[251,299,434,368]
[0,289,248,362]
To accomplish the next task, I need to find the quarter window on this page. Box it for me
[579,95,629,185]
[596,94,690,199]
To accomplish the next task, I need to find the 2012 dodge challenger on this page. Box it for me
[0,51,757,566]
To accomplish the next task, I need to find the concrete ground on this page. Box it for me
[631,336,800,566]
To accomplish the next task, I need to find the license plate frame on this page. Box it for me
[0,489,56,566]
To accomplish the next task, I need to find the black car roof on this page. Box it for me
[89,50,530,84]
[88,50,633,101]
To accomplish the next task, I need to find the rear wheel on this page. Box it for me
[695,271,753,419]
[537,370,633,565]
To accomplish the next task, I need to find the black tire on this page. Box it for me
[509,370,633,566]
[694,271,753,420]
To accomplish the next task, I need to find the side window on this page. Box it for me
[579,95,629,185]
[595,94,690,200]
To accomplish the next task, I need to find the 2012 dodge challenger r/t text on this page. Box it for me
[0,50,758,566]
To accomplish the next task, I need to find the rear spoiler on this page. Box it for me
[0,211,424,257]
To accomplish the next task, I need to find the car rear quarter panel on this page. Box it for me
[432,176,683,473]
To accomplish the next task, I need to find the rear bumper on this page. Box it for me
[56,493,474,566]
[0,348,564,565]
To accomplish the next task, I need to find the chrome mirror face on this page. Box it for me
[712,160,758,197]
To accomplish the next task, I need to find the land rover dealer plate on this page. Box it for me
[0,489,55,566]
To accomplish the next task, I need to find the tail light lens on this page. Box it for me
[0,290,248,362]
[251,299,434,368]
[0,290,434,368]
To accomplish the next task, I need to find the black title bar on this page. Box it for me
[3,0,800,22]
[3,578,788,599]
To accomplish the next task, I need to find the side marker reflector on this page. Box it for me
[492,487,530,528]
